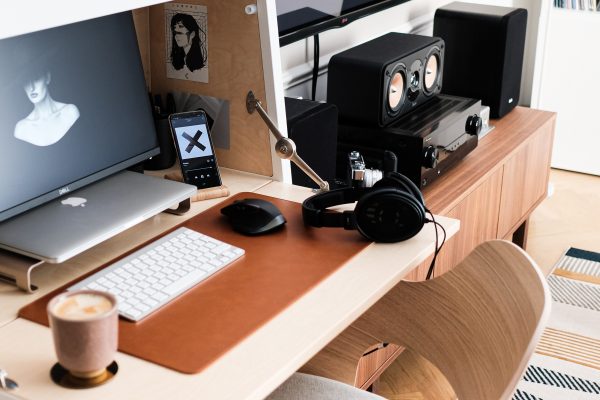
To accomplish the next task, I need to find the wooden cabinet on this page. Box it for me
[498,123,554,239]
[404,107,556,280]
[302,106,556,389]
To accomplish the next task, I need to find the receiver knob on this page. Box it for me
[422,145,439,169]
[466,114,482,136]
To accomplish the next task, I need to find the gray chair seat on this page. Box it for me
[266,372,385,400]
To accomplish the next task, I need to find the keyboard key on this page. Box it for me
[162,269,208,296]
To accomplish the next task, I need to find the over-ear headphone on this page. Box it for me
[302,172,427,242]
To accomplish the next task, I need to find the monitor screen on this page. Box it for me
[276,0,410,46]
[0,12,159,222]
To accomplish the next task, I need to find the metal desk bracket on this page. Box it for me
[164,197,191,216]
[0,249,44,293]
[0,198,191,293]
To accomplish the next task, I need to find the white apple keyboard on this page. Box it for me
[68,227,244,321]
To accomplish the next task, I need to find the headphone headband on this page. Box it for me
[302,173,427,242]
[302,187,369,229]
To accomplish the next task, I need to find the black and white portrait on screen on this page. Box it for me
[14,68,80,146]
[165,3,208,83]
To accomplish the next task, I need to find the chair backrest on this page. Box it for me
[353,240,551,400]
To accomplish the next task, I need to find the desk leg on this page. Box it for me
[512,218,530,250]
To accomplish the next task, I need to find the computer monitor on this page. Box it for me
[0,12,196,263]
[0,12,158,222]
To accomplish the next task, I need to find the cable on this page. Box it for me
[425,210,447,280]
[311,34,320,101]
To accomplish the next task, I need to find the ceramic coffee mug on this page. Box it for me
[47,290,118,379]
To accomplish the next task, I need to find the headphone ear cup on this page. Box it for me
[354,187,426,242]
[373,172,425,207]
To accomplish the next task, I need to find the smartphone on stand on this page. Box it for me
[168,110,222,189]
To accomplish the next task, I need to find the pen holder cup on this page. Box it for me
[144,116,176,171]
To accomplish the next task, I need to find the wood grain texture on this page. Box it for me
[377,348,457,400]
[405,168,504,281]
[132,8,152,88]
[352,240,551,400]
[148,1,273,176]
[299,324,403,390]
[498,121,555,238]
[404,107,555,281]
[299,326,380,387]
[306,108,556,388]
[423,107,556,215]
[528,169,600,274]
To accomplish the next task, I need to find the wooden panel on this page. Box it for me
[498,121,555,238]
[352,241,550,400]
[299,324,404,390]
[405,168,503,280]
[357,344,404,390]
[132,8,152,89]
[377,348,456,400]
[423,107,556,215]
[148,1,273,176]
[299,326,379,387]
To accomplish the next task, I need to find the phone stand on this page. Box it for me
[164,172,230,202]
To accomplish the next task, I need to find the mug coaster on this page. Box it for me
[50,361,118,389]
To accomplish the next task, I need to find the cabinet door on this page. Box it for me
[405,168,503,280]
[498,123,554,239]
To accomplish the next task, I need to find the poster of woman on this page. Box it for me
[165,3,209,83]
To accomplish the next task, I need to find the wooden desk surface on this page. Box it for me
[0,172,458,400]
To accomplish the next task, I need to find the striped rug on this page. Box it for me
[513,248,600,400]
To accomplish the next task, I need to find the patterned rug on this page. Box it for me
[513,248,600,400]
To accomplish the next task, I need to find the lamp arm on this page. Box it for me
[246,91,329,192]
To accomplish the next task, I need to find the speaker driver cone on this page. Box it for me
[387,68,405,112]
[424,51,440,94]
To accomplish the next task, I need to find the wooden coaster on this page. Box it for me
[50,361,118,389]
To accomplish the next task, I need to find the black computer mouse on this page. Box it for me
[220,198,286,235]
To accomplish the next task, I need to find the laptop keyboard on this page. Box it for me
[68,227,244,321]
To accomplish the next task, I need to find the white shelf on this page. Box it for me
[0,1,168,39]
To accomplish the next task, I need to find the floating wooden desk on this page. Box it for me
[0,170,458,400]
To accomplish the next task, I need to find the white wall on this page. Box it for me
[279,0,544,107]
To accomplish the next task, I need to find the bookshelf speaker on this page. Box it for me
[285,97,338,189]
[433,2,527,119]
[327,33,444,127]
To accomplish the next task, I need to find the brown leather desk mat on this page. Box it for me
[19,192,370,374]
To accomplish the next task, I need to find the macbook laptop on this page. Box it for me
[0,171,196,263]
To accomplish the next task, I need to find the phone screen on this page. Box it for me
[169,111,222,189]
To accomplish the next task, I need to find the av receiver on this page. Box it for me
[337,94,482,188]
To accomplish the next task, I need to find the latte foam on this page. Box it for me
[53,293,113,320]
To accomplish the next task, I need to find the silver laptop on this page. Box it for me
[0,171,196,263]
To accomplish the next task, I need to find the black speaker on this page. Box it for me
[433,2,527,119]
[285,97,338,189]
[144,117,176,170]
[327,33,444,127]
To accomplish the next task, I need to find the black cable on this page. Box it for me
[311,34,320,101]
[425,210,447,280]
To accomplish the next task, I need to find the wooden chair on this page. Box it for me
[298,240,551,400]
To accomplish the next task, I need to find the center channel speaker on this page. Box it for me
[327,32,444,127]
